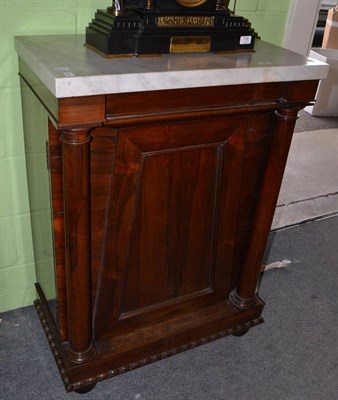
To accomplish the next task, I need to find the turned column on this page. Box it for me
[231,107,301,309]
[60,128,95,363]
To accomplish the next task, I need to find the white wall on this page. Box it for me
[283,0,322,55]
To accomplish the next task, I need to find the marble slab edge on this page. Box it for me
[15,35,329,99]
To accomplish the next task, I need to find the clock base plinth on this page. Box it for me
[86,8,256,56]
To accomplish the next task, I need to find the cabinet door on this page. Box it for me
[93,115,258,340]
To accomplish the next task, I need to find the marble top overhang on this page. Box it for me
[15,34,329,99]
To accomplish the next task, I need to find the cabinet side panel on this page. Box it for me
[47,121,68,341]
[20,78,57,318]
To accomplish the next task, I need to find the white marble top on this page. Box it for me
[15,35,329,99]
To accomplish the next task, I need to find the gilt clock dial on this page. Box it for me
[176,0,209,7]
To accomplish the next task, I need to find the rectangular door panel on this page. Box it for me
[94,116,247,340]
[121,146,221,314]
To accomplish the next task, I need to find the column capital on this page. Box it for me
[60,127,92,145]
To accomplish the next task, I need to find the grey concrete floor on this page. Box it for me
[272,114,338,230]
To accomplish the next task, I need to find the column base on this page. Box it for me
[66,341,96,364]
[230,290,257,310]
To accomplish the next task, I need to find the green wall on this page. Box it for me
[0,0,292,313]
[229,0,292,46]
[0,0,109,312]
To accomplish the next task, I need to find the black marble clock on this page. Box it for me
[86,0,256,56]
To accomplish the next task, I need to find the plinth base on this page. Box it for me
[34,292,264,392]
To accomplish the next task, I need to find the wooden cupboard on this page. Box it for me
[17,37,324,393]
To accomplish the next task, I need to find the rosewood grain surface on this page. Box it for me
[25,77,320,392]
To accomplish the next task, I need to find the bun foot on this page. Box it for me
[74,383,96,394]
[232,327,250,337]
